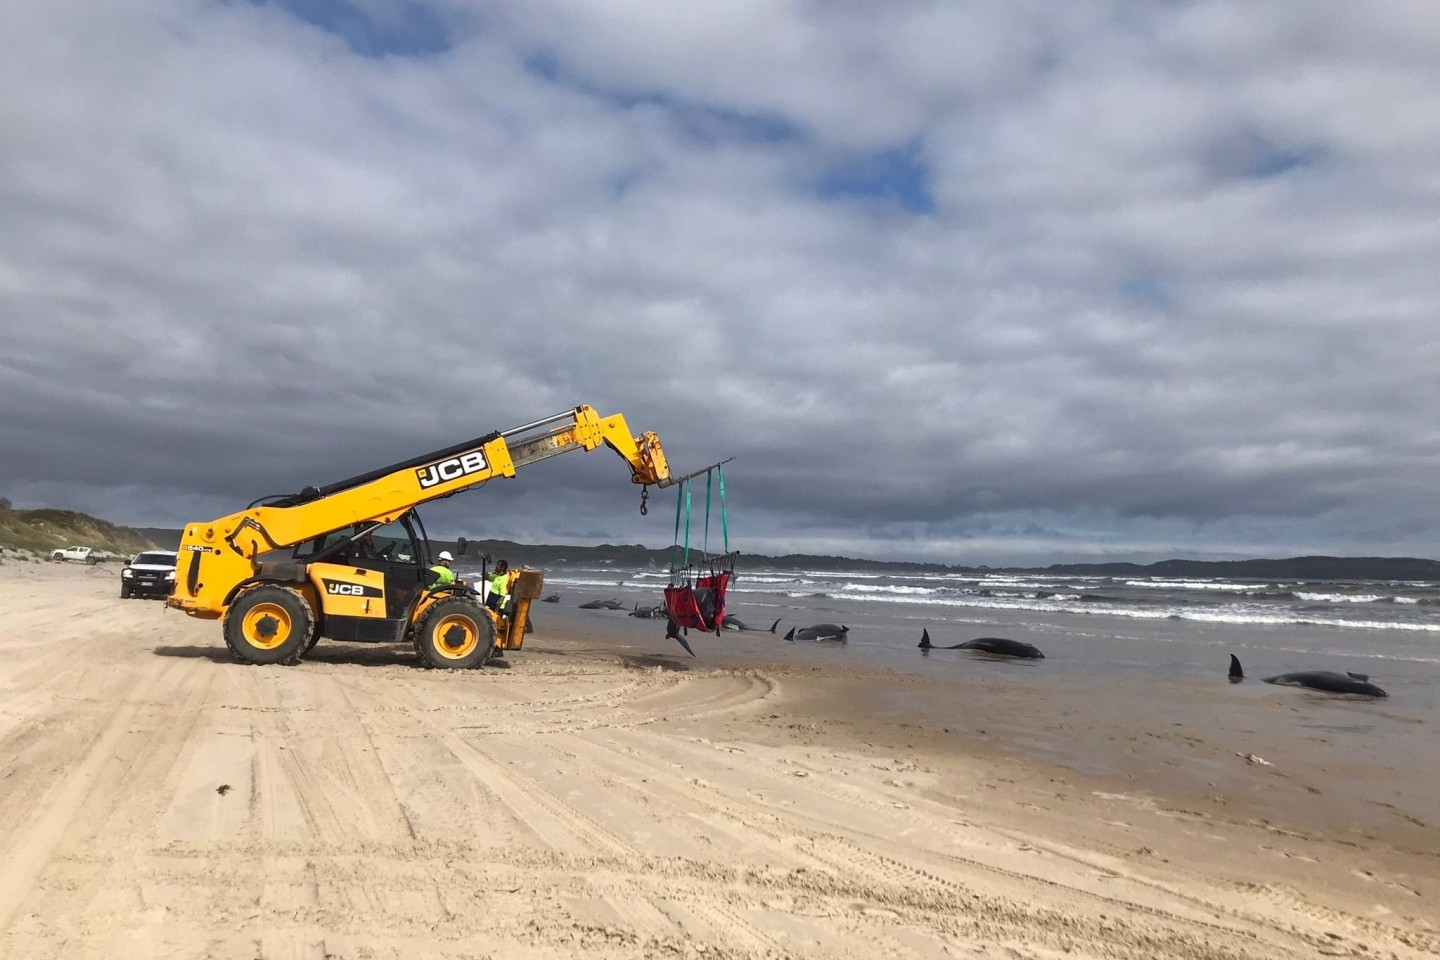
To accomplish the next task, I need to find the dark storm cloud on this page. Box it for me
[2,0,1439,564]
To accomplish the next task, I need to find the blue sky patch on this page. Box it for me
[249,0,450,58]
[815,144,935,215]
[1120,277,1170,307]
[1211,127,1324,180]
[523,51,800,147]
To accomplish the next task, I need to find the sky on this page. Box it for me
[3,0,1440,566]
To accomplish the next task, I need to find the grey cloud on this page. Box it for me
[3,1,1439,564]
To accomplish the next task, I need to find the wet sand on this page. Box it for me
[0,560,1436,959]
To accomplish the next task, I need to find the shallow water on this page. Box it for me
[477,562,1440,845]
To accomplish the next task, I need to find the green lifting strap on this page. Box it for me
[702,470,712,557]
[718,465,729,554]
[683,481,692,571]
[669,479,688,578]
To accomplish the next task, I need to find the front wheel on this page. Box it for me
[120,583,131,599]
[224,584,315,665]
[414,597,495,669]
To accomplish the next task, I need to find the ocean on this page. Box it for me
[493,562,1440,842]
[535,564,1440,682]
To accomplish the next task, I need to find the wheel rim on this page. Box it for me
[433,614,479,659]
[241,601,293,650]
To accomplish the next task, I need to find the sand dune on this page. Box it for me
[0,561,1434,958]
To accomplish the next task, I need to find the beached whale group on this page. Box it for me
[577,597,1392,699]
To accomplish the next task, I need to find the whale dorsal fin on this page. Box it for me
[919,629,931,649]
[1347,671,1370,681]
[1228,654,1244,679]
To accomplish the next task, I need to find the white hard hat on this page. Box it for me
[438,551,453,562]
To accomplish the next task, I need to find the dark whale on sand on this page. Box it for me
[918,630,1044,659]
[541,594,561,603]
[783,623,848,643]
[1228,655,1387,697]
[629,603,667,619]
[579,598,627,610]
[726,616,782,632]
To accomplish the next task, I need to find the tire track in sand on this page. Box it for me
[0,649,183,934]
[352,670,794,957]
[514,727,1315,960]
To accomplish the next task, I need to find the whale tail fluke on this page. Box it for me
[769,618,782,633]
[1228,654,1244,681]
[784,627,795,642]
[919,629,932,649]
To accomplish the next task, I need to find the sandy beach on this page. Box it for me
[0,560,1435,959]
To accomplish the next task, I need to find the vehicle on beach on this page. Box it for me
[166,405,676,670]
[121,550,179,599]
[50,545,97,564]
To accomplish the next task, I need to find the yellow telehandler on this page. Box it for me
[166,406,670,668]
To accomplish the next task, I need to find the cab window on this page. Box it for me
[368,519,416,564]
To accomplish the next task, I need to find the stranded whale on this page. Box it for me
[723,616,783,632]
[782,623,849,643]
[579,598,627,610]
[1228,655,1387,697]
[918,630,1044,659]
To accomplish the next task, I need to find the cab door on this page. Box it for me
[317,517,427,643]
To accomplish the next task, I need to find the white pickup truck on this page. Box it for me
[50,546,97,564]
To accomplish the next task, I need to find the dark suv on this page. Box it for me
[121,550,178,599]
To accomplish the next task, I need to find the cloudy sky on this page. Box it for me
[3,0,1439,565]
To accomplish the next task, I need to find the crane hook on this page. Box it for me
[639,486,649,517]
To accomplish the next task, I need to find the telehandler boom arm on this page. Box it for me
[167,405,669,619]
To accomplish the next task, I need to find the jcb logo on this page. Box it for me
[322,579,382,598]
[416,450,488,489]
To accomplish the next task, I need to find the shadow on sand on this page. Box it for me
[151,644,512,669]
[617,654,692,672]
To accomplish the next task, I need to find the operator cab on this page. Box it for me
[294,511,440,643]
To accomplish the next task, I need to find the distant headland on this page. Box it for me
[1,507,1431,581]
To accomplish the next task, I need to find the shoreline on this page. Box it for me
[537,595,1440,856]
[0,561,1435,958]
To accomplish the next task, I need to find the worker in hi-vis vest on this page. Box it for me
[485,559,511,611]
[429,550,457,590]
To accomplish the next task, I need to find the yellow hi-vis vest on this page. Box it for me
[488,571,510,602]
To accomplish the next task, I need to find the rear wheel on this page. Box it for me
[224,584,314,665]
[414,597,495,669]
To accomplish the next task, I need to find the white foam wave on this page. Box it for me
[1123,579,1256,592]
[1295,592,1389,603]
[839,583,932,596]
[804,587,1440,632]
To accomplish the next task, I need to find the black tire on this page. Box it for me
[223,584,315,666]
[414,597,495,669]
[120,583,131,599]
